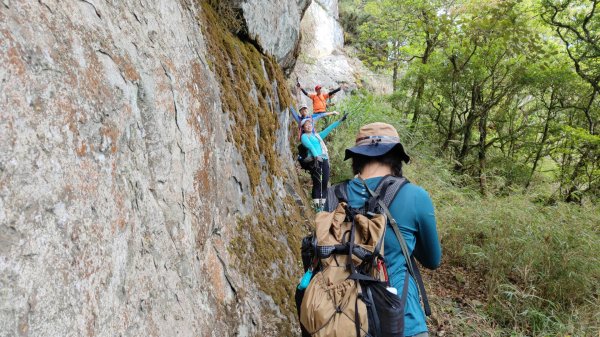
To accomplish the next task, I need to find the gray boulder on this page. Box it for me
[218,0,312,71]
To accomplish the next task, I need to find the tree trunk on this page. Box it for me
[456,112,478,173]
[411,77,425,126]
[525,107,552,190]
[443,60,461,152]
[391,39,400,93]
[478,109,489,196]
[583,89,597,135]
[455,84,480,172]
[392,61,399,92]
[565,148,591,203]
[410,36,434,127]
[442,106,457,151]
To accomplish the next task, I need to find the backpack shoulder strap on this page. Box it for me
[379,176,409,209]
[358,176,431,316]
[325,181,348,212]
[366,175,408,212]
[384,180,431,316]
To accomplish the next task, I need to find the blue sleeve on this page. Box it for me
[290,106,300,123]
[301,134,320,157]
[319,120,341,139]
[311,113,327,122]
[412,188,441,269]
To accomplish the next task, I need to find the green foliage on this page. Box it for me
[439,190,600,333]
[541,0,600,88]
[343,0,600,201]
[562,125,600,145]
[327,93,414,183]
[339,0,371,45]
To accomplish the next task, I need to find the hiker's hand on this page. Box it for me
[332,111,340,116]
[296,82,301,88]
[316,156,324,162]
[340,112,349,122]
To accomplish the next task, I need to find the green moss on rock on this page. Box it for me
[198,2,305,333]
[228,197,307,325]
[198,1,293,193]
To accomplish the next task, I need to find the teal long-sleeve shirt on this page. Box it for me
[300,121,341,159]
[346,177,441,336]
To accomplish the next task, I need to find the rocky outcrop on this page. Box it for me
[299,0,344,59]
[292,0,391,106]
[0,1,306,336]
[216,0,312,71]
[242,0,312,71]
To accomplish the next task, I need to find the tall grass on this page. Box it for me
[325,93,600,336]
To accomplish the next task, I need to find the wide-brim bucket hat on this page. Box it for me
[344,122,410,163]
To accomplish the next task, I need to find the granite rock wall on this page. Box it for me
[0,1,306,336]
[213,0,311,72]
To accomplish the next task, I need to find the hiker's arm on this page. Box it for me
[301,134,320,157]
[289,106,300,123]
[328,87,341,96]
[311,112,336,123]
[311,112,326,121]
[300,88,310,97]
[413,188,442,269]
[319,120,341,139]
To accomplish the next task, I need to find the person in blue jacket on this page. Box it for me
[341,122,442,337]
[301,113,347,211]
[290,105,339,139]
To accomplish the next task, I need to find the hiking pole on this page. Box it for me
[295,77,303,108]
[312,158,324,211]
[319,159,324,211]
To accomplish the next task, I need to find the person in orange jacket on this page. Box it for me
[297,83,343,113]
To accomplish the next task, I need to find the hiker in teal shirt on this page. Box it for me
[340,122,441,337]
[290,105,338,139]
[301,113,347,210]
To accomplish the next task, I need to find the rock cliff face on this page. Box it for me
[299,0,344,59]
[212,0,311,71]
[292,0,392,104]
[0,1,307,336]
[292,0,351,98]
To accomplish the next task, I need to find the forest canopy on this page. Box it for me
[340,0,600,202]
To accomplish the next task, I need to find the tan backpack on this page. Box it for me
[300,176,417,337]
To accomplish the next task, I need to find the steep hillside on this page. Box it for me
[0,1,309,336]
